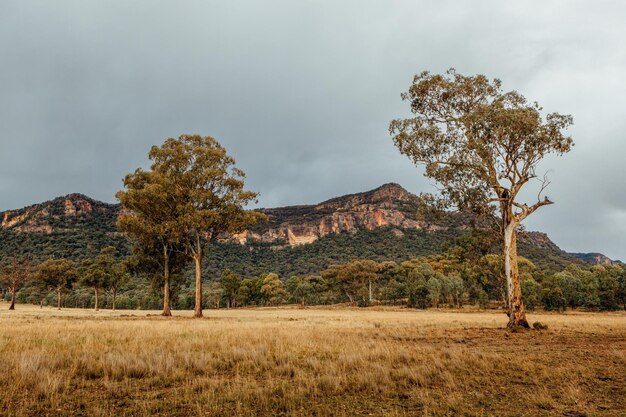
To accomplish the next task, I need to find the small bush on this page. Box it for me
[533,321,548,330]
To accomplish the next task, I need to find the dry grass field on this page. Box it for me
[0,305,624,417]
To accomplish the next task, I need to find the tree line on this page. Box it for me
[3,252,625,312]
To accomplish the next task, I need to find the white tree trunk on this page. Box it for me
[503,221,529,328]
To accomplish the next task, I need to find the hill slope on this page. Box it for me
[0,194,127,261]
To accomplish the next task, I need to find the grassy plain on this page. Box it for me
[0,304,624,417]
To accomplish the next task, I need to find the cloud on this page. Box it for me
[0,0,624,259]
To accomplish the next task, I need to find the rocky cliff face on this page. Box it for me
[0,194,119,235]
[0,184,615,267]
[234,183,435,246]
[570,252,620,265]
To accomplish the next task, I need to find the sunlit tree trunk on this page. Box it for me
[112,288,117,311]
[162,248,171,316]
[57,289,62,310]
[9,286,16,310]
[94,287,100,311]
[503,221,529,328]
[193,235,203,318]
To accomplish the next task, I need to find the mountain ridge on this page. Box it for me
[0,183,615,269]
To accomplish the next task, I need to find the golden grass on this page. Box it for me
[0,304,624,416]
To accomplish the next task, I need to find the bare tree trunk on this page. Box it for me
[9,286,16,310]
[57,289,61,310]
[193,236,203,318]
[503,223,529,328]
[162,249,171,317]
[368,279,372,303]
[344,290,354,305]
[112,288,117,311]
[94,287,100,311]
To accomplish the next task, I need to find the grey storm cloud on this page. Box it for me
[1,1,625,259]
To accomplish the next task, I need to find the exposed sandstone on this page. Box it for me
[64,198,93,216]
[235,183,427,247]
[1,194,112,235]
[2,210,31,229]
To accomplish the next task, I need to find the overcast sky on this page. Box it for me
[1,1,625,260]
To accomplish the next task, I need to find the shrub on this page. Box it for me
[542,287,567,312]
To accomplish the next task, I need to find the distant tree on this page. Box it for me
[542,286,567,312]
[37,258,77,309]
[426,276,442,308]
[0,258,32,310]
[80,258,107,311]
[618,267,626,311]
[147,135,265,317]
[260,273,287,305]
[106,250,128,311]
[390,69,573,327]
[399,259,437,308]
[448,274,465,308]
[593,266,620,311]
[237,277,263,307]
[552,270,584,309]
[221,269,242,308]
[286,275,326,306]
[380,278,406,305]
[322,260,380,306]
[475,254,507,304]
[205,282,223,309]
[80,246,124,311]
[409,284,429,309]
[521,278,542,310]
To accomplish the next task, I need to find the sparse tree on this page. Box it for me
[0,258,32,310]
[286,275,325,306]
[521,278,542,310]
[221,269,242,308]
[426,276,442,308]
[322,260,380,306]
[205,282,223,309]
[237,277,263,307]
[390,69,573,327]
[80,258,107,311]
[618,267,626,311]
[80,246,123,311]
[147,135,265,318]
[37,258,77,310]
[542,286,567,312]
[260,273,287,305]
[106,250,128,311]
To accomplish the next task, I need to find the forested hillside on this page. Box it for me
[0,184,610,277]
